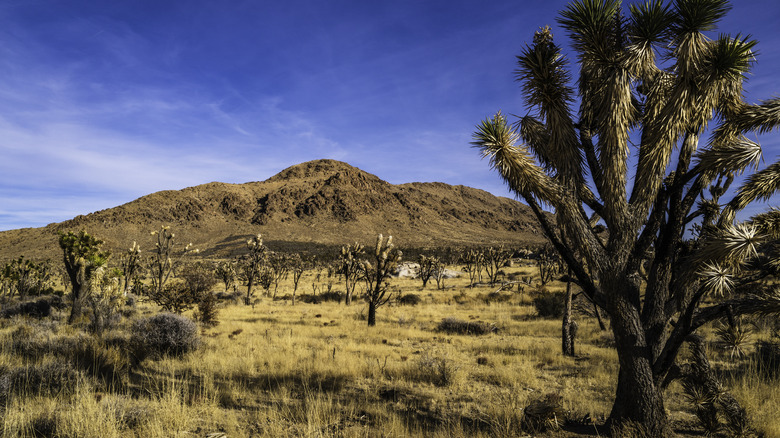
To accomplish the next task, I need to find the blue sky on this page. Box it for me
[1,0,778,231]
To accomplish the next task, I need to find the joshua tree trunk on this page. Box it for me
[562,269,575,357]
[245,277,254,305]
[367,301,377,327]
[608,307,671,436]
[68,263,87,324]
[345,278,353,306]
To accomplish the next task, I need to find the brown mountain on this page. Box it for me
[0,159,547,261]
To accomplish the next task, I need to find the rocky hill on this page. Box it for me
[0,159,548,261]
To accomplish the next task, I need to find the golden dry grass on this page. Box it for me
[0,262,777,437]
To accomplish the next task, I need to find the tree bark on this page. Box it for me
[345,277,353,306]
[367,301,377,327]
[607,294,672,437]
[562,271,575,356]
[245,277,254,305]
[67,263,86,324]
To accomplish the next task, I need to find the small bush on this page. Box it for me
[412,353,459,387]
[298,291,343,304]
[479,291,513,304]
[1,295,64,319]
[196,292,219,327]
[532,290,566,318]
[179,262,218,296]
[150,281,198,314]
[130,313,201,363]
[9,324,60,359]
[397,294,422,306]
[521,393,565,432]
[437,317,497,335]
[215,291,243,304]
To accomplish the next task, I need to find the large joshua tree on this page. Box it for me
[472,0,780,434]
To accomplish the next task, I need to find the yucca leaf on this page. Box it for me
[629,0,675,45]
[472,112,560,205]
[559,0,622,64]
[672,0,731,35]
[749,208,780,238]
[722,160,780,221]
[701,33,756,83]
[693,135,762,180]
[719,97,780,136]
[517,116,554,171]
[697,223,761,266]
[699,262,734,296]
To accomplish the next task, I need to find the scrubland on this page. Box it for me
[0,263,777,437]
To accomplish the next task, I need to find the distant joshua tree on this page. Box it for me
[148,226,196,296]
[58,230,110,324]
[242,234,267,305]
[338,243,365,305]
[120,241,142,293]
[214,260,237,293]
[361,235,402,327]
[416,254,437,289]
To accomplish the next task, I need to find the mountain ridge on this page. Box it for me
[0,159,547,260]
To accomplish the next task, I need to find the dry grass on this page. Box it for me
[0,263,776,437]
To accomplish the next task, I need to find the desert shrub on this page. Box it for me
[0,295,65,319]
[179,261,217,296]
[410,352,459,387]
[521,393,565,432]
[108,396,150,430]
[6,325,128,387]
[532,290,566,318]
[150,281,198,314]
[130,313,201,363]
[479,291,513,304]
[215,290,243,304]
[298,291,343,304]
[196,291,219,327]
[437,317,497,335]
[397,294,422,306]
[103,329,131,350]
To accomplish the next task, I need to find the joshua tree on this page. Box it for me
[214,260,237,293]
[536,243,561,285]
[338,243,365,305]
[361,234,402,327]
[461,248,484,286]
[471,1,780,434]
[120,241,142,293]
[58,230,110,324]
[242,234,267,305]
[432,257,447,290]
[417,254,438,289]
[86,265,123,334]
[289,254,306,305]
[1,257,54,298]
[267,252,290,299]
[148,226,196,296]
[483,245,511,284]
